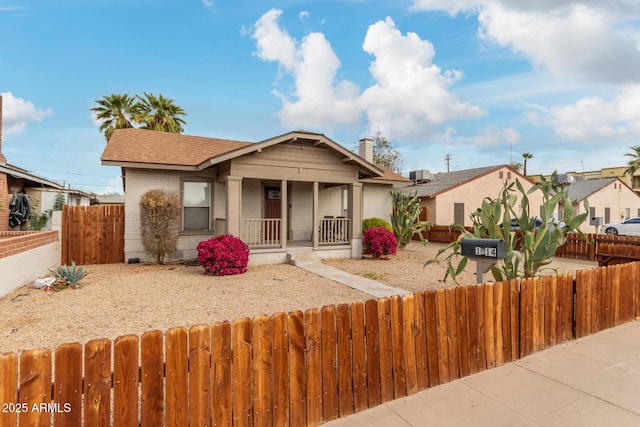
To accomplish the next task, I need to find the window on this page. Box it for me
[183,181,211,231]
[499,171,504,179]
[625,208,630,220]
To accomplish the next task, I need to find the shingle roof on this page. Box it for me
[368,165,411,183]
[101,128,252,167]
[564,178,617,203]
[401,165,504,197]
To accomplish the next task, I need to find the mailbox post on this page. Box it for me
[461,238,507,283]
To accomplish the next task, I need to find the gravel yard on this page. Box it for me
[0,241,596,355]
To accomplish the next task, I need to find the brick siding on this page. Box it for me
[0,230,59,259]
[0,172,8,232]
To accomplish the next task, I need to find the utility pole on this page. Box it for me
[445,153,452,172]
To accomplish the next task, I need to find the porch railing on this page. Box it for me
[319,217,350,245]
[242,219,281,247]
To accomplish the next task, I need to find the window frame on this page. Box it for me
[181,179,213,232]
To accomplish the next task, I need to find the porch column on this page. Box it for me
[312,181,319,249]
[280,180,287,249]
[225,175,242,238]
[348,182,363,259]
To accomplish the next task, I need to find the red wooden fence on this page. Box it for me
[0,263,638,426]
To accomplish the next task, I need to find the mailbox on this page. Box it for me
[590,217,603,226]
[461,238,506,259]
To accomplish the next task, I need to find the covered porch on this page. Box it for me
[222,177,363,260]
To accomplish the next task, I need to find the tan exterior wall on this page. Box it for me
[571,180,640,233]
[421,168,544,227]
[124,168,217,263]
[230,144,360,184]
[363,183,392,222]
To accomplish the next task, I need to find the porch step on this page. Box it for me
[287,252,321,266]
[291,256,410,298]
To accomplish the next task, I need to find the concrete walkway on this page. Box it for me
[324,321,640,427]
[288,253,410,298]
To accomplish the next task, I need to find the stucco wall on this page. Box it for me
[573,180,640,233]
[421,169,544,227]
[0,230,59,297]
[363,183,392,222]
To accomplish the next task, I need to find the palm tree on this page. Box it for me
[624,145,640,176]
[91,94,137,141]
[522,152,533,176]
[134,92,187,134]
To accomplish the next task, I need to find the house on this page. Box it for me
[0,95,93,230]
[531,165,640,196]
[95,194,125,205]
[101,128,409,264]
[402,165,544,227]
[561,178,640,233]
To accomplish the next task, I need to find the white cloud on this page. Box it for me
[202,0,214,9]
[360,17,483,139]
[1,92,53,134]
[299,11,310,21]
[411,1,640,83]
[252,9,361,129]
[433,125,520,147]
[531,85,640,140]
[251,11,482,138]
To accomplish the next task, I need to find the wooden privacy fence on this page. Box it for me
[421,226,640,264]
[0,263,638,427]
[61,205,125,265]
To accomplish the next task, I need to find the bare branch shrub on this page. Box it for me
[139,189,181,264]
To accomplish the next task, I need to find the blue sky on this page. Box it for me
[2,0,640,194]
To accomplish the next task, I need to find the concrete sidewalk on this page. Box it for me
[325,321,640,427]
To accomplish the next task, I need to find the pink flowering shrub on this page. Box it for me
[197,235,249,276]
[363,227,397,259]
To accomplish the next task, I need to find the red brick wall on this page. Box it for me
[0,172,8,232]
[0,94,6,163]
[0,230,59,259]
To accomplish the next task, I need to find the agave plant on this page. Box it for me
[49,261,87,289]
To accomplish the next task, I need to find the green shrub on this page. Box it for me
[362,217,393,234]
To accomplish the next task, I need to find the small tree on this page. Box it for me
[139,189,181,264]
[426,172,590,282]
[52,192,66,211]
[372,130,403,173]
[390,189,429,249]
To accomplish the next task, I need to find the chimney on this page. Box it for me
[0,94,5,163]
[358,137,373,163]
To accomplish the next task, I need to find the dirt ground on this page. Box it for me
[0,241,596,355]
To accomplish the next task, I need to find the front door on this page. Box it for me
[264,187,281,242]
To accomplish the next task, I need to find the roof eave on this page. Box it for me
[101,160,199,171]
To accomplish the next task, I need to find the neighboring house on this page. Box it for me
[561,178,640,234]
[1,162,65,230]
[402,165,544,227]
[531,165,640,196]
[101,128,409,264]
[95,194,125,205]
[0,95,92,230]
